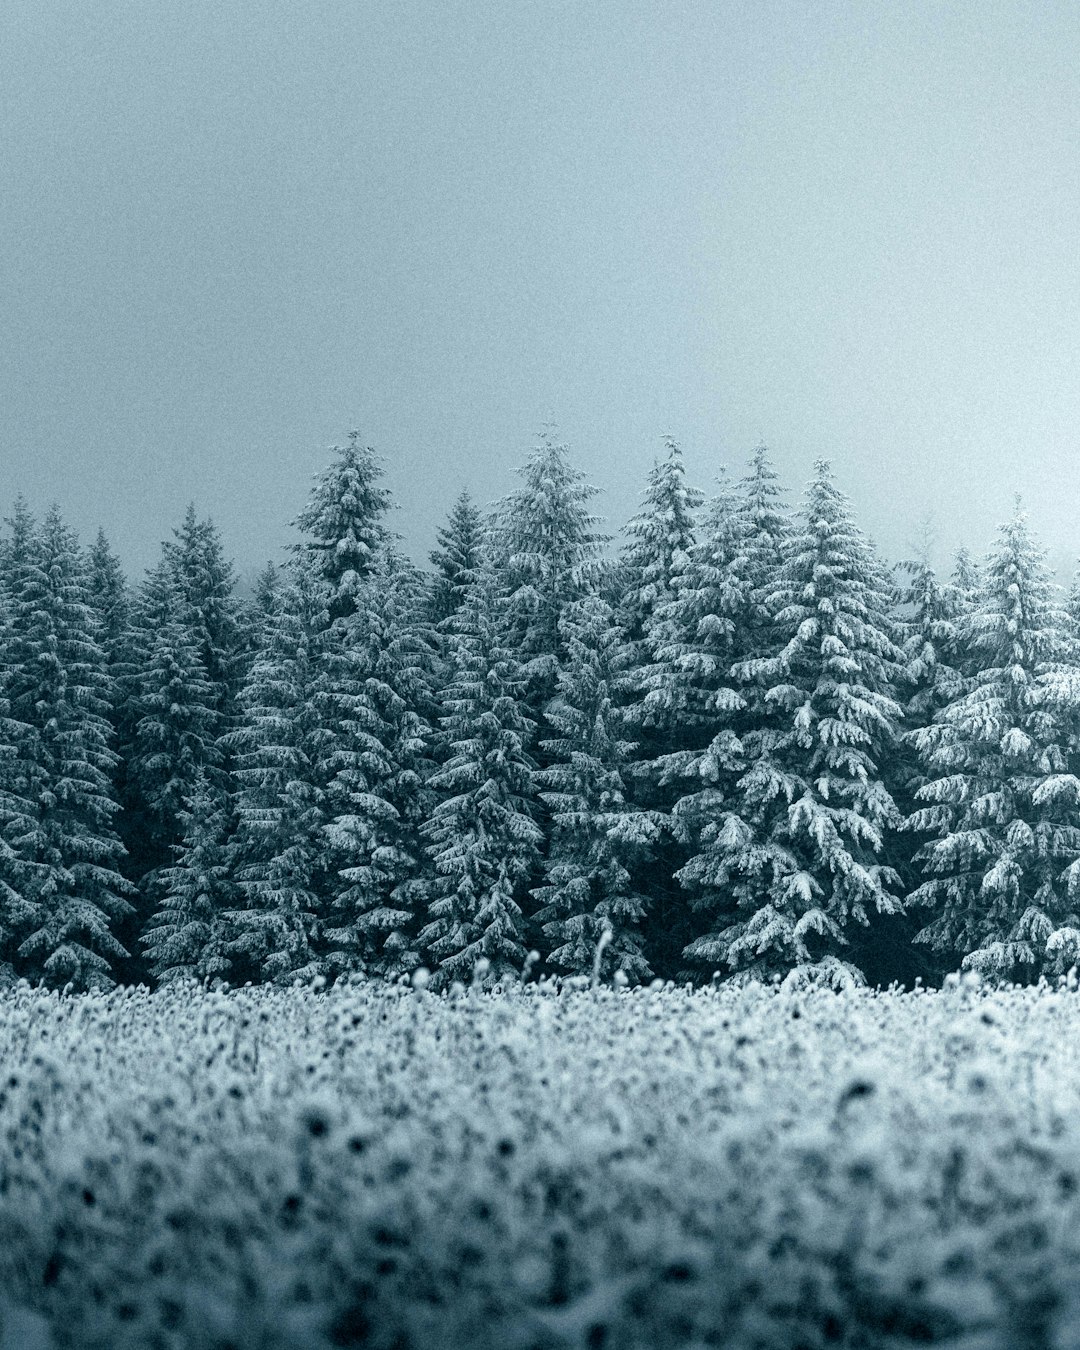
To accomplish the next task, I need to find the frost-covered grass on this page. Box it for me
[2,979,1080,1347]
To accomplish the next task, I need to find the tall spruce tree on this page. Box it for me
[141,772,236,985]
[120,509,242,887]
[533,598,656,982]
[321,561,437,980]
[129,612,221,870]
[224,572,333,984]
[429,490,486,627]
[0,507,132,990]
[160,506,245,726]
[0,501,40,975]
[628,469,746,972]
[617,437,703,651]
[292,431,395,621]
[681,461,904,985]
[492,430,605,714]
[639,468,746,777]
[85,528,131,683]
[906,507,1080,981]
[420,571,542,988]
[879,551,973,984]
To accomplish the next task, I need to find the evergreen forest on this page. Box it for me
[2,431,1076,993]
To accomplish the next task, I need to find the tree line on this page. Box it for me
[0,431,1076,992]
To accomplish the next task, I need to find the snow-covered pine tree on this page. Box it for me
[682,460,904,986]
[729,444,792,670]
[628,467,747,972]
[0,501,40,974]
[85,528,130,680]
[429,490,486,627]
[420,570,542,988]
[159,505,246,728]
[230,560,285,693]
[638,467,746,783]
[116,515,239,971]
[224,572,333,985]
[949,547,983,678]
[292,431,396,622]
[250,561,282,641]
[320,559,437,980]
[141,771,236,985]
[617,436,703,652]
[664,444,792,863]
[123,510,242,749]
[952,544,981,596]
[129,610,221,871]
[532,597,656,982]
[641,447,791,976]
[491,430,605,715]
[896,557,968,734]
[0,507,132,990]
[906,506,1080,982]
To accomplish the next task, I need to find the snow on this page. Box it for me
[2,976,1080,1346]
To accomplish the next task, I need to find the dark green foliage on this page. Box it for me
[429,489,486,626]
[0,437,1075,991]
[906,508,1080,981]
[420,571,542,987]
[141,772,236,984]
[492,430,605,711]
[224,573,333,985]
[292,431,396,621]
[533,598,656,981]
[321,561,437,979]
[0,507,132,989]
[681,461,904,985]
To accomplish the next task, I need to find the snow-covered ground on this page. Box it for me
[1,976,1079,1347]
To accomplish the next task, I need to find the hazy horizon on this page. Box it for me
[3,2,1079,581]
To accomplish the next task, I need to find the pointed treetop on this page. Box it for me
[292,430,397,619]
[429,489,487,623]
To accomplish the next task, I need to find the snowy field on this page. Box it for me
[2,979,1080,1348]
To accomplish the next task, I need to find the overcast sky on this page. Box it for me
[2,1,1080,582]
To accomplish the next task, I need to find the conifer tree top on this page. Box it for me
[292,431,397,618]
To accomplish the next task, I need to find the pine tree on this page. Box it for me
[654,444,791,788]
[119,511,242,896]
[949,547,983,678]
[617,437,703,650]
[533,598,656,982]
[0,507,132,990]
[160,505,245,725]
[141,772,236,985]
[321,561,437,979]
[631,448,792,975]
[897,558,968,733]
[250,561,282,639]
[625,469,746,972]
[639,468,746,781]
[729,444,792,669]
[906,506,1080,981]
[129,612,221,867]
[0,504,39,974]
[232,560,284,690]
[429,490,486,626]
[85,528,130,677]
[292,431,395,621]
[224,573,332,985]
[492,430,605,709]
[420,572,542,987]
[682,460,904,985]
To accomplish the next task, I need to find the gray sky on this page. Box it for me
[2,1,1080,583]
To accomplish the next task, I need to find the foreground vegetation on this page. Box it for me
[0,978,1079,1347]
